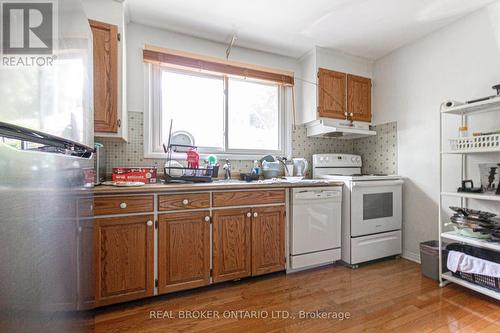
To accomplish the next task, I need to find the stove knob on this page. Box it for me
[356,157,362,164]
[351,157,356,163]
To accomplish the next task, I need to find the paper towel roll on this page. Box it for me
[442,100,464,109]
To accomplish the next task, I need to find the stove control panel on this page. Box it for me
[313,154,362,168]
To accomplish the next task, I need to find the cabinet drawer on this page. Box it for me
[94,195,154,215]
[213,190,285,207]
[158,193,210,211]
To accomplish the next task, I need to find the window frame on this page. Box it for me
[144,64,291,160]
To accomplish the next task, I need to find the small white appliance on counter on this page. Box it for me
[290,187,342,271]
[313,154,403,267]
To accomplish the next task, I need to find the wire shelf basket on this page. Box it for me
[449,134,500,152]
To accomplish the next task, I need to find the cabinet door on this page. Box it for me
[318,68,346,119]
[212,208,252,283]
[347,74,372,122]
[94,215,154,307]
[252,207,286,276]
[89,19,118,133]
[158,211,210,294]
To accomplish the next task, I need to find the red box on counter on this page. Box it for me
[112,167,157,184]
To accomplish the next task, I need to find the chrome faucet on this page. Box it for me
[223,159,232,180]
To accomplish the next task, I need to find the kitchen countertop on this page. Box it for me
[93,180,344,195]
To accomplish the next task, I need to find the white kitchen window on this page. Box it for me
[144,64,291,159]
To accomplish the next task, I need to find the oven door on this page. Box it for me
[350,180,403,237]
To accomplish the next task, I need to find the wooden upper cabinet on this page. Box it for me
[94,215,154,307]
[89,19,119,133]
[158,212,211,294]
[252,207,285,276]
[212,208,252,283]
[317,68,346,120]
[347,74,372,122]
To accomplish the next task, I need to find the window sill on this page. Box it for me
[144,152,288,161]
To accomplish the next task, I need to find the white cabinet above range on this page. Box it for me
[298,47,375,139]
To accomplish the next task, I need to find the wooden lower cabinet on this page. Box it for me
[212,208,252,283]
[94,215,154,307]
[251,206,286,276]
[158,211,211,294]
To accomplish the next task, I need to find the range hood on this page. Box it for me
[305,119,377,139]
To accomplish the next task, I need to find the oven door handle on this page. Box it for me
[351,180,404,187]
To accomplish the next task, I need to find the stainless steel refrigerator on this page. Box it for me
[0,0,95,332]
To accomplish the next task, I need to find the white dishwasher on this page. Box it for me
[290,187,342,271]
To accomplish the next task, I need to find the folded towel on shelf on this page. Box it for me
[447,250,500,278]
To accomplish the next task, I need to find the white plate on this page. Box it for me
[170,131,195,152]
[164,160,184,177]
[102,181,146,187]
[284,177,304,183]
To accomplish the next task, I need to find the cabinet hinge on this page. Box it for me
[154,279,158,288]
[117,119,121,128]
[155,220,158,229]
[117,32,121,42]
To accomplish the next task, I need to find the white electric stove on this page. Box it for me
[313,154,403,267]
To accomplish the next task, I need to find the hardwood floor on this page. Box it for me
[95,259,500,333]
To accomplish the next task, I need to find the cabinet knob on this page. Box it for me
[253,212,259,218]
[246,212,252,218]
[204,216,210,222]
[119,202,127,209]
[182,199,189,205]
[146,220,153,227]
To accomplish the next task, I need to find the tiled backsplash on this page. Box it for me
[353,122,398,175]
[97,111,397,178]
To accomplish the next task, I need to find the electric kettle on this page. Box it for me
[292,158,309,177]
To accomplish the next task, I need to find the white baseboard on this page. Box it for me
[402,250,421,264]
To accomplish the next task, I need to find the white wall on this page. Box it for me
[126,22,299,113]
[373,1,500,261]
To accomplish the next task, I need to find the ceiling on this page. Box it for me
[126,0,495,60]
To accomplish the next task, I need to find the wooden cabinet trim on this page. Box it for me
[94,215,154,307]
[212,190,285,208]
[94,195,154,216]
[158,193,210,211]
[212,208,252,283]
[251,206,286,276]
[318,68,346,120]
[347,74,372,123]
[90,19,119,133]
[158,211,211,294]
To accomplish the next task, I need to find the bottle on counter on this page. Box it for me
[253,160,260,177]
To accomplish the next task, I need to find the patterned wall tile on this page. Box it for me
[353,122,398,175]
[97,112,398,179]
[292,125,354,176]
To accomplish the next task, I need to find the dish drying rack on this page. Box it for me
[164,143,218,183]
